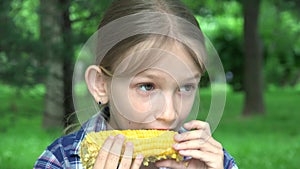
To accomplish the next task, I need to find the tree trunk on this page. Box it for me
[242,0,265,116]
[60,0,76,128]
[40,0,64,128]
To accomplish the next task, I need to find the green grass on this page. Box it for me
[0,84,299,168]
[0,85,62,169]
[212,90,300,169]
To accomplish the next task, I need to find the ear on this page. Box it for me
[85,65,109,104]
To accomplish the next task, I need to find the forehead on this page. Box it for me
[113,39,201,81]
[133,36,196,62]
[134,68,200,84]
[114,43,201,81]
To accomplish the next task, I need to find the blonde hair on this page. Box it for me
[95,0,206,121]
[98,0,205,73]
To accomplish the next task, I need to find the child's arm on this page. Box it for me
[34,150,63,168]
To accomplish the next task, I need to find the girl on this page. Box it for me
[35,0,238,168]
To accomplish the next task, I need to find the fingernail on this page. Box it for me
[117,134,125,140]
[173,143,179,149]
[136,154,143,159]
[178,127,188,134]
[126,142,133,147]
[183,156,192,160]
[174,134,182,140]
[108,135,114,139]
[179,150,186,155]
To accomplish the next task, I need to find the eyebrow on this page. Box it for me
[184,73,201,81]
[135,70,201,82]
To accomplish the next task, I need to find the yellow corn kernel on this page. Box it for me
[79,130,183,169]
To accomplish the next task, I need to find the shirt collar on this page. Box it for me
[70,113,107,156]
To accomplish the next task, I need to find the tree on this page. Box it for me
[40,0,65,128]
[60,0,76,128]
[242,0,265,115]
[38,0,114,128]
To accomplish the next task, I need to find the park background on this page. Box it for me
[0,0,299,168]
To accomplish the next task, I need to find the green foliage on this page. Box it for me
[0,0,45,87]
[9,0,39,39]
[260,0,300,86]
[0,0,114,88]
[70,0,113,43]
[184,0,300,88]
[1,0,299,89]
[183,0,241,16]
[194,1,244,90]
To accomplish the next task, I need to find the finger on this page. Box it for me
[156,159,208,169]
[118,142,133,169]
[207,136,223,149]
[183,120,211,135]
[178,150,224,168]
[130,154,144,169]
[155,159,206,169]
[173,138,223,154]
[155,159,188,169]
[93,135,115,169]
[174,130,223,150]
[105,134,125,169]
[174,129,211,143]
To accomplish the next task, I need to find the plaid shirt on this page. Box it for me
[34,115,238,169]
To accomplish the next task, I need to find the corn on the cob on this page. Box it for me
[79,130,183,168]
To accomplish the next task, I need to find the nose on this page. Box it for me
[155,92,178,123]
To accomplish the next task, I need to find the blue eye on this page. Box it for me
[139,83,154,92]
[179,84,195,93]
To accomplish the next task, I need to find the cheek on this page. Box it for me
[109,103,144,129]
[178,95,196,117]
[129,90,153,113]
[109,89,160,123]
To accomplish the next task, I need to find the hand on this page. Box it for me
[93,134,144,169]
[155,120,224,169]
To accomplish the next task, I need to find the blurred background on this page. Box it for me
[0,0,299,168]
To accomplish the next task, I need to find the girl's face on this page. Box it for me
[107,42,201,131]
